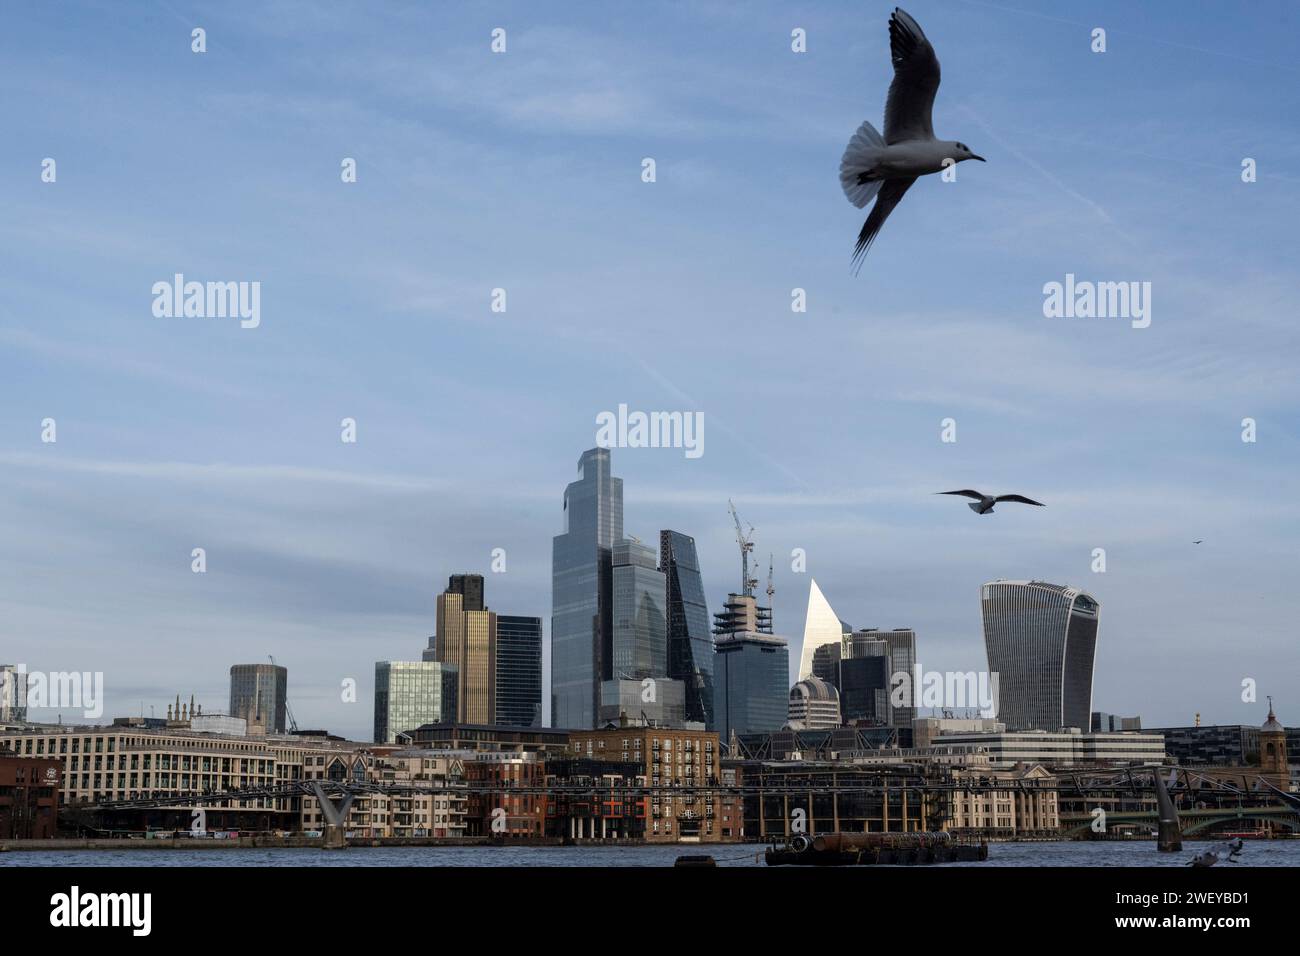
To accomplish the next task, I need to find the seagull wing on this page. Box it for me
[937,490,984,500]
[852,177,915,272]
[993,494,1045,507]
[884,7,941,144]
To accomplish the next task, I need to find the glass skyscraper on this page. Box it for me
[981,580,1099,732]
[660,530,714,728]
[551,448,623,729]
[496,615,543,727]
[610,539,666,679]
[373,660,457,743]
[713,631,789,744]
[229,663,287,733]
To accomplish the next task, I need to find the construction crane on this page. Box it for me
[269,655,299,734]
[728,499,758,597]
[766,553,775,616]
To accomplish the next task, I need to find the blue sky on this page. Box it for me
[2,1,1297,740]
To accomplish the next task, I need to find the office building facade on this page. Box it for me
[551,448,623,729]
[229,663,288,733]
[981,580,1099,732]
[660,530,714,728]
[495,615,543,728]
[435,575,497,725]
[374,661,458,744]
[713,631,789,744]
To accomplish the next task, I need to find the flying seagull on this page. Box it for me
[840,7,984,271]
[937,490,1045,515]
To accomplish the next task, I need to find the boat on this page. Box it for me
[765,831,988,866]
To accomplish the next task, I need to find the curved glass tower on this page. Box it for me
[980,580,1099,732]
[660,530,713,728]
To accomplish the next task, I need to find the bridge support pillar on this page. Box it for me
[1153,771,1182,852]
[310,782,356,850]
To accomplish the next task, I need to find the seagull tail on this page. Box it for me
[839,121,886,208]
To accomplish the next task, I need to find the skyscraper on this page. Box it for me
[373,661,458,743]
[660,530,714,727]
[713,631,789,745]
[882,628,917,729]
[0,664,26,723]
[981,580,1099,732]
[798,579,844,681]
[551,448,623,729]
[610,539,667,679]
[435,575,497,725]
[496,615,543,727]
[229,663,287,733]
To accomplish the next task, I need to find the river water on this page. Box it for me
[4,840,1300,867]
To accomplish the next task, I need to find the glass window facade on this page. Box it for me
[228,664,287,733]
[496,615,543,727]
[610,538,666,680]
[660,530,714,728]
[551,448,622,729]
[373,661,456,744]
[713,633,789,742]
[981,581,1099,732]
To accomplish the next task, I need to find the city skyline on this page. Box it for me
[2,2,1297,741]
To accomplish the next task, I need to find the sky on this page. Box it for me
[2,1,1297,741]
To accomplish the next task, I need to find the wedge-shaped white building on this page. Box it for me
[798,579,846,681]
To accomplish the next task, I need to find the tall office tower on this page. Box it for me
[229,663,287,733]
[660,530,714,728]
[610,539,666,678]
[445,572,485,612]
[712,592,772,637]
[436,576,497,725]
[981,580,1099,732]
[496,615,543,727]
[713,631,790,746]
[552,448,623,729]
[811,643,842,688]
[881,628,918,729]
[0,665,26,723]
[838,654,891,725]
[798,579,845,680]
[373,661,458,744]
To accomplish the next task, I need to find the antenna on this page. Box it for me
[728,499,758,597]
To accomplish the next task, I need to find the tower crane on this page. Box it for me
[728,499,758,597]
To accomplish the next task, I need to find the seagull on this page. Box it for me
[1192,539,1203,545]
[840,7,984,271]
[1187,838,1244,867]
[937,490,1045,515]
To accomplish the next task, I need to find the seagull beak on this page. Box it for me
[971,154,986,162]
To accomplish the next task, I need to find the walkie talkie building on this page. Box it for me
[980,580,1099,732]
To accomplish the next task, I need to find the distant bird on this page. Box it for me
[840,7,985,271]
[1193,539,1204,545]
[937,490,1045,515]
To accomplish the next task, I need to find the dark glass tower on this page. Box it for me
[713,632,789,743]
[496,615,543,727]
[551,448,623,729]
[981,580,1099,732]
[445,573,485,612]
[660,530,714,728]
